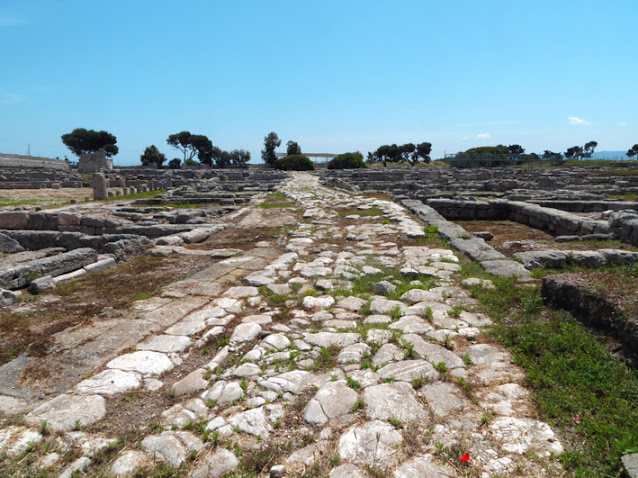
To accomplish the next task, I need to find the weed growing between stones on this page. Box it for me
[470,273,638,477]
[311,346,338,371]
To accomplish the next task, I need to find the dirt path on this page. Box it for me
[0,174,564,477]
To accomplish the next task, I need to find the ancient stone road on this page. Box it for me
[0,173,564,477]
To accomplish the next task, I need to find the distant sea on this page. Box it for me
[590,150,632,160]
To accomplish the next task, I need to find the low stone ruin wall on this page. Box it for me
[529,200,638,213]
[0,166,287,191]
[0,210,228,239]
[0,247,98,290]
[402,198,638,276]
[106,168,287,192]
[542,275,638,362]
[424,199,611,237]
[320,167,638,204]
[0,154,69,171]
[423,198,638,248]
[0,230,151,262]
[402,199,530,278]
[0,167,82,189]
[514,249,638,270]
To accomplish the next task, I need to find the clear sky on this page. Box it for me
[1,1,636,165]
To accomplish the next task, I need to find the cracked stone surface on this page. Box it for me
[363,382,428,422]
[26,394,106,431]
[304,381,359,425]
[339,420,403,466]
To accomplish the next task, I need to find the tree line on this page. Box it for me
[367,142,432,167]
[60,128,638,168]
[60,128,251,169]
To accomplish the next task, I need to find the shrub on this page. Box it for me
[327,152,366,169]
[273,154,315,171]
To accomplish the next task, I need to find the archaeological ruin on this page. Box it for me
[0,162,637,477]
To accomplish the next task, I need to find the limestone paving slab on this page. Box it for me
[26,394,106,431]
[106,350,174,377]
[338,420,403,466]
[304,381,359,425]
[402,333,466,369]
[137,334,192,353]
[393,454,455,478]
[363,382,428,422]
[229,323,261,343]
[75,369,142,395]
[377,360,439,383]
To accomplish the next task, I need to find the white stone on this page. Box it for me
[111,451,152,477]
[303,332,360,348]
[369,297,405,314]
[339,420,402,466]
[75,369,142,395]
[363,382,428,422]
[107,351,174,377]
[228,407,271,438]
[230,323,262,343]
[26,394,106,431]
[225,286,259,298]
[372,343,404,366]
[262,333,291,350]
[304,381,359,425]
[393,454,454,477]
[490,417,564,456]
[389,316,434,334]
[337,343,371,364]
[377,360,438,383]
[191,448,239,478]
[201,381,244,406]
[336,296,366,311]
[302,295,336,309]
[137,334,192,353]
[421,382,470,417]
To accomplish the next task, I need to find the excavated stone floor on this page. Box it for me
[0,173,565,477]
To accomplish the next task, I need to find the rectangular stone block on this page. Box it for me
[0,211,28,230]
[58,212,82,226]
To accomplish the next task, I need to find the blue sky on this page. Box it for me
[1,1,636,165]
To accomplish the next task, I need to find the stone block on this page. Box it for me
[58,212,82,226]
[0,212,28,230]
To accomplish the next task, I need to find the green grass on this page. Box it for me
[336,206,383,217]
[330,263,438,300]
[104,189,165,201]
[529,261,638,281]
[468,275,638,477]
[257,191,293,208]
[0,197,74,208]
[608,193,638,201]
[419,226,449,248]
[594,169,638,177]
[563,159,638,168]
[257,202,292,208]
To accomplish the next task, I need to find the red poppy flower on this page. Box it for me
[460,452,472,463]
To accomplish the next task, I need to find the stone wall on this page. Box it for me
[104,168,287,191]
[0,210,221,238]
[0,168,82,189]
[0,153,69,170]
[542,274,638,362]
[320,167,638,201]
[424,199,610,236]
[78,150,113,173]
